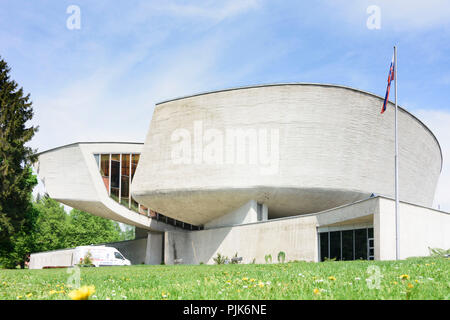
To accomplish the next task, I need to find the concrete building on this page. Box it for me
[32,83,450,267]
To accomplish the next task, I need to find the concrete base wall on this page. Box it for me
[375,198,450,260]
[144,232,164,265]
[163,197,449,265]
[165,215,318,264]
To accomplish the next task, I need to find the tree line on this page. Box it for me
[2,195,134,268]
[0,56,134,269]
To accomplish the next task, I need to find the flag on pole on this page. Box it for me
[381,54,395,114]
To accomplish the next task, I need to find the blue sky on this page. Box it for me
[1,0,450,210]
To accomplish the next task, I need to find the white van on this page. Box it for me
[73,246,131,267]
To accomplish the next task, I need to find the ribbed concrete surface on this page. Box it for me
[131,84,442,226]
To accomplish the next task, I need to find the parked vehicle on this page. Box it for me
[29,245,131,269]
[73,246,131,267]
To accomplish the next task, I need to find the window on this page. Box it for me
[114,252,124,260]
[93,152,199,230]
[100,154,110,190]
[320,232,329,261]
[110,154,120,201]
[342,230,353,261]
[329,231,341,261]
[354,229,368,260]
[121,154,130,207]
[319,228,373,261]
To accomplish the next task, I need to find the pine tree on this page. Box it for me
[0,57,38,267]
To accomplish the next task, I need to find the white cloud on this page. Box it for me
[414,109,450,212]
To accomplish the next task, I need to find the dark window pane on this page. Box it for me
[330,231,341,261]
[111,188,119,201]
[368,227,374,238]
[101,154,110,177]
[355,229,368,260]
[100,154,110,191]
[121,154,130,177]
[342,230,354,261]
[130,199,139,213]
[320,233,329,262]
[120,176,129,206]
[111,160,120,189]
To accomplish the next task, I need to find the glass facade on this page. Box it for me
[94,153,200,231]
[100,154,110,191]
[319,227,374,261]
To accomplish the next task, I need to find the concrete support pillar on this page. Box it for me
[144,231,163,265]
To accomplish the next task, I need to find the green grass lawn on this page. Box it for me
[0,256,448,300]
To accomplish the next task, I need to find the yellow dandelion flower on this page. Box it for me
[258,282,264,288]
[393,281,398,285]
[328,276,336,281]
[414,280,419,283]
[399,274,410,280]
[250,278,256,282]
[407,283,414,289]
[242,277,248,281]
[49,290,57,295]
[68,285,95,300]
[26,293,32,298]
[313,288,320,295]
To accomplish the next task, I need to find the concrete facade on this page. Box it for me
[132,84,442,226]
[375,198,450,260]
[204,200,268,229]
[163,196,449,264]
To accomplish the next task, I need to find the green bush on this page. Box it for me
[428,247,450,257]
[277,251,286,263]
[78,252,93,266]
[213,253,228,265]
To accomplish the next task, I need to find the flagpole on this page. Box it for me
[394,45,400,260]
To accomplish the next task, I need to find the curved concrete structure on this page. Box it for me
[132,83,442,226]
[35,142,178,231]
